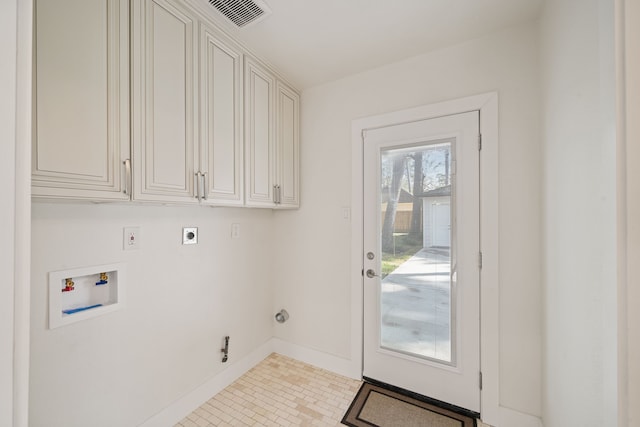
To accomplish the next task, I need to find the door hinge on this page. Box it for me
[479,371,483,390]
[478,134,482,151]
[478,252,483,269]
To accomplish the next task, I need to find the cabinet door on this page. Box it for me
[131,0,199,203]
[33,0,130,201]
[200,23,243,206]
[244,57,276,207]
[276,81,300,208]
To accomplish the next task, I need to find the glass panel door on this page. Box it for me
[362,110,480,412]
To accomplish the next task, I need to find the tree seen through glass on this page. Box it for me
[380,143,451,277]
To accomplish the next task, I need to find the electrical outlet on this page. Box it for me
[123,227,140,250]
[182,227,198,245]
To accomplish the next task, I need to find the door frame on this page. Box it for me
[350,93,499,424]
[4,0,33,426]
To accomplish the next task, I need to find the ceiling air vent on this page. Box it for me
[208,0,272,28]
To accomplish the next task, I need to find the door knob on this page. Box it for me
[366,269,378,278]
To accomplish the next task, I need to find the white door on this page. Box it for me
[363,111,480,412]
[432,203,451,247]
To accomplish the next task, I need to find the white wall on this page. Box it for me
[273,23,543,417]
[1,1,18,425]
[30,204,275,427]
[540,0,617,425]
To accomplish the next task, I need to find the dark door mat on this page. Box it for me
[342,381,477,427]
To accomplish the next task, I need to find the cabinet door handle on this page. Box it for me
[202,172,208,200]
[277,185,281,204]
[123,159,131,196]
[195,172,202,201]
[273,185,277,204]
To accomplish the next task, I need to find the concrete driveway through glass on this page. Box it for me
[380,247,452,362]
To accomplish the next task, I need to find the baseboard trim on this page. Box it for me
[271,338,361,380]
[492,406,544,427]
[138,339,274,427]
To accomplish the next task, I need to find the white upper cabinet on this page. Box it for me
[245,56,276,207]
[199,22,243,206]
[33,0,130,201]
[34,0,298,208]
[131,0,244,205]
[276,81,300,208]
[245,57,300,208]
[131,0,199,203]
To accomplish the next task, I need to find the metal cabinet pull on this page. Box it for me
[123,159,131,196]
[195,172,202,201]
[202,172,208,200]
[272,185,283,205]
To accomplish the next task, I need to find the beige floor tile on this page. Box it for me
[175,353,361,427]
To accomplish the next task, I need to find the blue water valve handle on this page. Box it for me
[62,304,103,315]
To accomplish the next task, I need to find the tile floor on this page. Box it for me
[175,352,490,427]
[175,353,362,426]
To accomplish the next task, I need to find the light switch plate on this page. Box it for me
[342,207,351,220]
[231,223,240,239]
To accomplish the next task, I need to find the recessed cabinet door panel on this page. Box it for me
[201,25,243,205]
[276,82,300,208]
[132,0,198,203]
[33,0,129,200]
[245,58,275,207]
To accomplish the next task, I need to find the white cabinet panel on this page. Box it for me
[245,57,276,207]
[245,56,299,208]
[132,0,198,203]
[33,0,129,200]
[276,82,300,208]
[200,23,243,205]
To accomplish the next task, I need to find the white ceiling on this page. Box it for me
[195,0,544,89]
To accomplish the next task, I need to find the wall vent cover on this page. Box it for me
[208,0,272,28]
